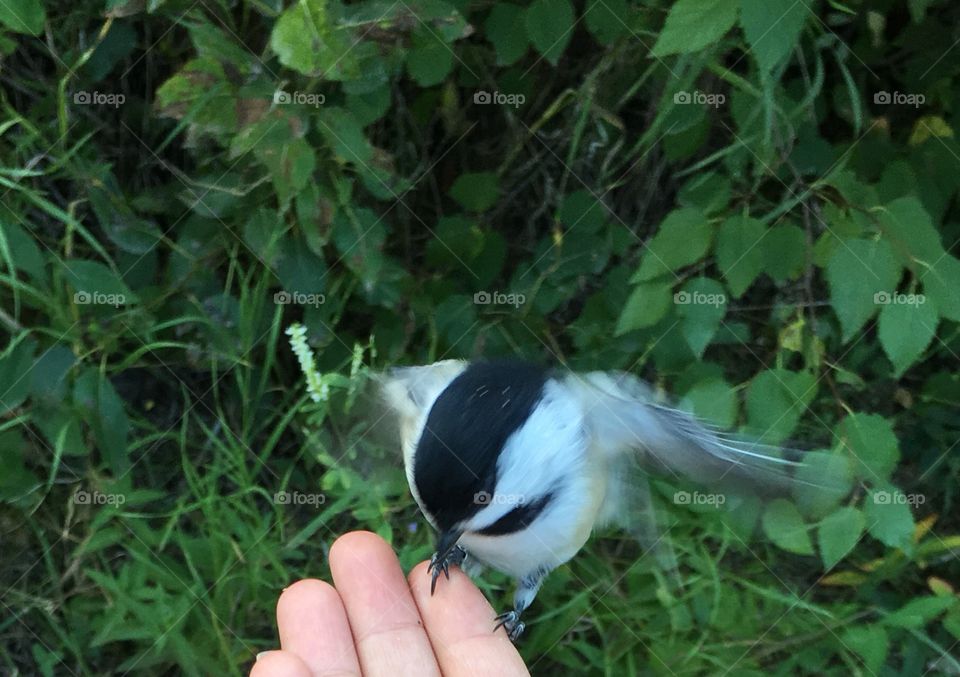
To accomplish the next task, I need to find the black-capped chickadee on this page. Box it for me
[380,358,807,640]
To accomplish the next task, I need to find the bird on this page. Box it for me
[378,357,811,641]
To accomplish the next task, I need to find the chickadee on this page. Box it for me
[380,358,805,640]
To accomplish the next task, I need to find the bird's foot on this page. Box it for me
[427,545,467,594]
[493,609,525,642]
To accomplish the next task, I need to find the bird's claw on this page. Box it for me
[427,545,466,595]
[493,609,525,642]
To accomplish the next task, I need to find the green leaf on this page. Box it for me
[0,338,36,415]
[920,254,960,322]
[87,181,163,255]
[276,235,328,296]
[0,431,40,503]
[676,277,727,358]
[793,451,853,519]
[74,370,130,477]
[680,378,737,428]
[485,3,529,66]
[558,191,607,233]
[524,0,575,65]
[633,208,712,281]
[715,214,765,297]
[826,238,901,341]
[0,0,44,35]
[585,0,627,45]
[257,136,317,206]
[677,171,731,215]
[29,345,75,404]
[842,625,888,675]
[651,0,739,56]
[64,260,138,304]
[615,282,673,335]
[0,218,44,280]
[877,297,938,376]
[406,28,455,86]
[864,488,914,550]
[878,196,944,267]
[817,507,864,569]
[449,172,499,212]
[154,58,235,131]
[761,223,806,282]
[738,0,808,72]
[838,413,900,484]
[883,596,957,629]
[762,498,814,555]
[270,0,355,78]
[318,107,373,165]
[746,368,817,443]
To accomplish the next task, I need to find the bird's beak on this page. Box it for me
[436,528,463,561]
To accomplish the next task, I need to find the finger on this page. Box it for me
[249,650,312,677]
[329,531,441,677]
[409,560,529,677]
[277,579,361,676]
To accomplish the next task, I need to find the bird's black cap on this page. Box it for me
[412,358,548,530]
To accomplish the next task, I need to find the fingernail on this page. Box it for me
[256,651,268,662]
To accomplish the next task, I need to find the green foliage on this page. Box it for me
[2,0,960,674]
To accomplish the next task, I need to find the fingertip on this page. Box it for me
[249,650,312,677]
[329,530,383,564]
[276,578,360,675]
[277,578,337,616]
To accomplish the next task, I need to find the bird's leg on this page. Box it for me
[494,569,548,642]
[428,545,467,594]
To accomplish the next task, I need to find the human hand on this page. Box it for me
[251,531,529,676]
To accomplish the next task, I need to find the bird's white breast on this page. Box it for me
[460,379,607,577]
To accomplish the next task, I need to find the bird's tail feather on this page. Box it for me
[570,371,812,492]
